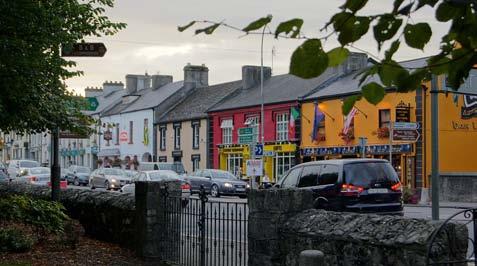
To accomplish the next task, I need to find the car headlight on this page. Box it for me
[111,179,116,182]
[246,184,251,189]
[224,183,233,188]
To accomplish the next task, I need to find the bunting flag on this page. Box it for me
[289,107,300,140]
[342,107,358,135]
[311,103,325,142]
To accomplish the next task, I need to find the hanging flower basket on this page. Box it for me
[338,130,355,143]
[376,127,390,138]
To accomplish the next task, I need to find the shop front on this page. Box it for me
[218,145,250,178]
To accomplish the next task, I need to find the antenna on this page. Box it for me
[271,46,276,74]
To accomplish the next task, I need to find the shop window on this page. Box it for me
[226,153,242,177]
[276,113,289,141]
[159,126,166,151]
[275,152,295,181]
[244,116,259,142]
[318,118,326,141]
[379,109,391,129]
[221,119,233,144]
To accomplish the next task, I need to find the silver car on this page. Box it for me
[7,160,40,178]
[17,167,51,186]
[89,168,129,190]
[186,169,250,198]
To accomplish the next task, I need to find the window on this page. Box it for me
[276,113,289,141]
[221,119,233,144]
[379,109,391,129]
[275,152,295,180]
[129,121,133,144]
[298,165,321,187]
[245,116,259,142]
[192,121,200,149]
[174,124,181,150]
[318,118,326,140]
[191,154,200,172]
[115,123,120,145]
[226,153,242,177]
[280,167,302,188]
[318,165,339,185]
[159,126,166,151]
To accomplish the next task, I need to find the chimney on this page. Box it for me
[125,74,151,94]
[84,87,103,98]
[242,65,272,90]
[151,75,173,90]
[183,63,209,90]
[126,75,138,94]
[102,81,124,96]
[339,52,368,75]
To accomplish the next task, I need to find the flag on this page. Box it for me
[342,107,358,135]
[311,103,325,141]
[289,107,300,139]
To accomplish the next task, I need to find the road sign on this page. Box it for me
[238,127,253,135]
[264,151,275,157]
[246,159,263,176]
[393,129,420,142]
[84,97,99,111]
[61,43,107,57]
[393,122,419,130]
[254,144,263,156]
[59,130,88,139]
[238,135,254,144]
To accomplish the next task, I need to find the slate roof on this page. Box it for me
[156,80,242,124]
[304,57,430,100]
[89,89,126,116]
[208,67,343,112]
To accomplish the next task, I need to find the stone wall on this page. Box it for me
[440,173,477,202]
[248,189,468,266]
[0,182,136,248]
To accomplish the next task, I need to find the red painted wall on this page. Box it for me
[209,102,298,169]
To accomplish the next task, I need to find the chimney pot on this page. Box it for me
[242,65,272,90]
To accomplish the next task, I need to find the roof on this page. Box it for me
[156,80,242,123]
[89,89,126,116]
[100,81,183,117]
[305,57,430,100]
[208,68,342,112]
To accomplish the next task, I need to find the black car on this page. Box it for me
[276,159,403,215]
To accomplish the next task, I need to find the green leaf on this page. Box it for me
[385,40,400,61]
[404,23,432,50]
[327,47,349,67]
[274,19,303,38]
[242,15,272,32]
[195,23,220,35]
[395,69,427,92]
[289,39,329,79]
[362,82,385,105]
[427,55,451,75]
[342,95,361,115]
[378,61,407,87]
[178,21,195,32]
[373,15,402,50]
[398,2,414,15]
[393,0,405,13]
[333,13,371,45]
[436,2,462,22]
[341,0,368,13]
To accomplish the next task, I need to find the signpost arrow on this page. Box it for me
[393,129,420,142]
[393,122,419,130]
[61,43,107,57]
[254,144,263,157]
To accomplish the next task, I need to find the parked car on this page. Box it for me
[124,170,137,183]
[0,162,7,175]
[89,168,129,190]
[7,160,40,178]
[120,170,191,206]
[0,170,9,182]
[60,167,67,181]
[137,162,186,175]
[66,165,91,186]
[186,169,250,198]
[17,167,51,186]
[275,159,403,215]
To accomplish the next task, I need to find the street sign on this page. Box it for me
[264,150,275,157]
[254,144,263,156]
[61,43,107,57]
[59,130,88,139]
[393,129,420,142]
[238,127,253,135]
[246,159,263,176]
[84,97,99,111]
[393,122,419,130]
[238,135,254,144]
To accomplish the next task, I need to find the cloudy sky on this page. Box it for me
[66,0,447,94]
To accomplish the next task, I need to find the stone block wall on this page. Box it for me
[439,173,477,202]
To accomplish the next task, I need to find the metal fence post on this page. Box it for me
[299,250,324,266]
[199,185,208,266]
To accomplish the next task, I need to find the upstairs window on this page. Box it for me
[244,116,259,142]
[159,126,166,151]
[379,109,391,129]
[276,112,289,141]
[221,119,233,144]
[174,124,181,150]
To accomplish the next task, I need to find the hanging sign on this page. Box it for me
[395,101,411,122]
[119,131,129,143]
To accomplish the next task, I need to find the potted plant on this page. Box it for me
[376,127,390,138]
[338,130,355,143]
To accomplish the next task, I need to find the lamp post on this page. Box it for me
[259,22,267,182]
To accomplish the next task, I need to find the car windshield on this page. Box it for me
[104,168,124,176]
[148,171,179,181]
[76,167,90,174]
[30,168,50,175]
[343,162,399,188]
[20,161,40,168]
[211,170,237,179]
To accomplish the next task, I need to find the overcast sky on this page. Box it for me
[66,0,447,95]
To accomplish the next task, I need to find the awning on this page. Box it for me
[97,148,120,157]
[244,116,259,126]
[220,119,233,129]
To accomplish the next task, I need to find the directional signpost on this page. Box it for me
[238,127,255,144]
[85,97,99,111]
[392,122,420,142]
[254,144,263,157]
[61,43,107,57]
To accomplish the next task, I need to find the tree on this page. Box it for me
[179,0,477,113]
[0,0,126,133]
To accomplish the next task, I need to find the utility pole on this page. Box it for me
[260,22,267,182]
[430,76,440,220]
[51,128,60,201]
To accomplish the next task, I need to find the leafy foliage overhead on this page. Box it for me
[179,0,477,114]
[0,0,126,133]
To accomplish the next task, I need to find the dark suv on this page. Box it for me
[277,159,403,215]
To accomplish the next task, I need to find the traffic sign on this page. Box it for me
[393,122,419,130]
[238,127,253,135]
[393,129,420,142]
[264,151,275,157]
[61,43,107,57]
[246,159,263,177]
[254,144,263,156]
[238,135,254,144]
[84,97,99,111]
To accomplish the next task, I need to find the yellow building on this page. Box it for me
[301,58,477,194]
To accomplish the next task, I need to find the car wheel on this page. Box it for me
[73,177,80,186]
[105,181,110,190]
[210,184,220,198]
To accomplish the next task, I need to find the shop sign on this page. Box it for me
[461,95,477,119]
[301,144,413,156]
[393,122,419,130]
[264,151,275,157]
[393,129,420,142]
[364,144,413,154]
[59,130,88,139]
[395,101,411,122]
[103,130,112,141]
[246,159,263,176]
[119,131,128,143]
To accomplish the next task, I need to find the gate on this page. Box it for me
[161,186,248,266]
[426,208,476,265]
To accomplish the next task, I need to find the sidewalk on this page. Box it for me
[405,201,477,209]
